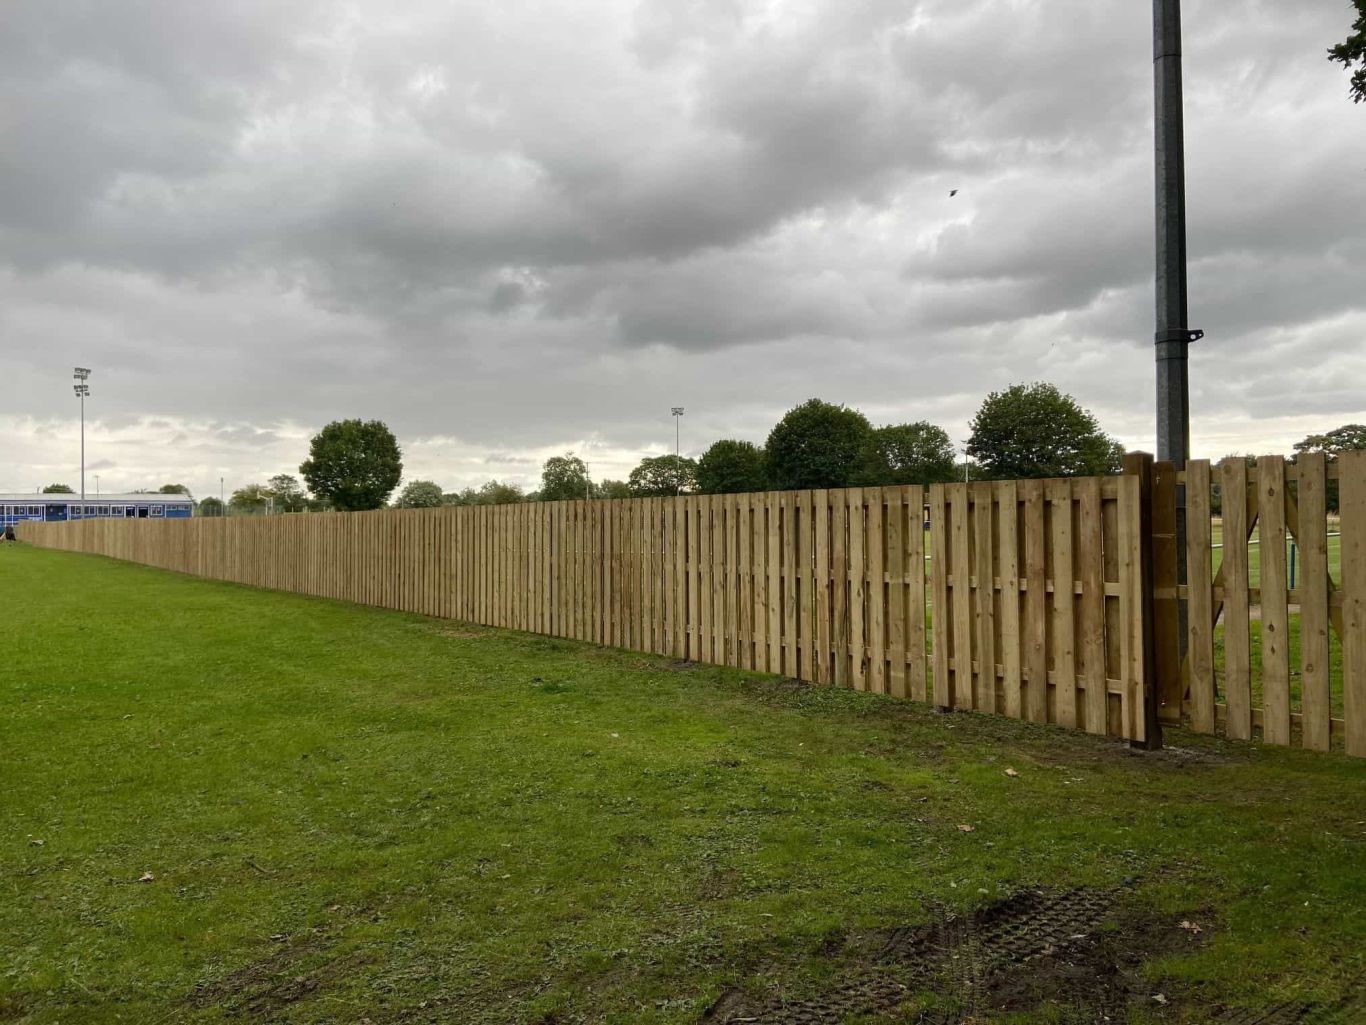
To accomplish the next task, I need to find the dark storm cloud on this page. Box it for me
[1,0,1363,497]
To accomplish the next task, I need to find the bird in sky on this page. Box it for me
[949,189,958,197]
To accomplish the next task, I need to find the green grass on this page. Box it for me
[1210,522,1342,591]
[2,545,1364,1024]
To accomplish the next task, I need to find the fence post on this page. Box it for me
[1150,460,1183,724]
[1123,452,1164,750]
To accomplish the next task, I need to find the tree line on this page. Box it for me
[52,402,1355,516]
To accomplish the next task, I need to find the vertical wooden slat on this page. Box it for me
[750,492,767,672]
[972,485,997,714]
[906,486,927,704]
[831,489,848,687]
[1184,461,1216,733]
[696,496,711,663]
[1117,472,1148,743]
[813,490,831,685]
[929,484,949,708]
[738,493,753,670]
[866,487,886,694]
[886,487,907,699]
[1338,450,1366,757]
[798,491,815,681]
[1021,480,1048,724]
[847,488,867,692]
[673,497,687,658]
[1258,456,1291,746]
[1297,453,1331,751]
[779,491,795,678]
[1077,476,1107,735]
[948,484,973,709]
[766,492,782,674]
[1048,479,1077,729]
[1221,458,1253,741]
[1151,461,1182,722]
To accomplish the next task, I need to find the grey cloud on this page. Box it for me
[1,0,1364,498]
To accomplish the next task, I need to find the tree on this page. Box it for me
[1294,424,1365,513]
[267,474,309,512]
[967,383,1124,479]
[158,483,193,499]
[229,484,272,512]
[1294,423,1366,457]
[540,453,591,502]
[299,419,403,512]
[597,479,632,499]
[696,439,768,494]
[395,480,444,508]
[863,422,958,485]
[442,480,525,506]
[628,454,698,497]
[477,480,525,505]
[42,483,74,494]
[1329,0,1366,103]
[198,496,225,517]
[765,399,873,491]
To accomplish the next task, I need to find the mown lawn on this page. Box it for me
[1,545,1363,1024]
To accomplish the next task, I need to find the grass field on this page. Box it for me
[2,545,1363,1024]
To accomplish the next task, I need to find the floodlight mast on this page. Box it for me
[671,407,684,495]
[73,367,92,501]
[1154,0,1200,468]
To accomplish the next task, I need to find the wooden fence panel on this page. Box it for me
[26,459,1359,756]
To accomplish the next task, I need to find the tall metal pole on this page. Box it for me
[73,367,91,502]
[1153,0,1201,467]
[1154,1,1199,673]
[671,407,684,495]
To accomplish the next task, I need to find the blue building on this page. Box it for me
[0,493,194,526]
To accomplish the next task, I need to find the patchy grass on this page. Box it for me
[1,544,1363,1024]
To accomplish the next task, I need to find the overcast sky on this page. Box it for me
[2,0,1363,498]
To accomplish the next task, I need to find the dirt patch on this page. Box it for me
[704,886,1220,1024]
[187,935,366,1017]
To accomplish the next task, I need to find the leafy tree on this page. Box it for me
[198,497,225,517]
[229,484,272,512]
[442,480,525,506]
[863,422,958,485]
[42,483,74,494]
[1294,424,1366,457]
[299,419,403,512]
[266,474,309,512]
[158,483,193,498]
[1329,0,1366,102]
[477,480,525,505]
[696,439,768,494]
[395,480,444,508]
[540,454,592,502]
[597,479,632,500]
[628,454,697,497]
[765,399,873,491]
[967,383,1124,479]
[1294,423,1365,512]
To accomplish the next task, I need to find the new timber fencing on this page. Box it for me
[928,472,1153,746]
[1157,449,1366,757]
[21,488,931,699]
[18,453,1366,757]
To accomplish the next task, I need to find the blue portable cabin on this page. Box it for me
[0,493,195,526]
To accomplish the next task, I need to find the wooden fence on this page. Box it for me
[928,473,1152,745]
[19,488,930,698]
[1157,450,1365,757]
[18,453,1366,757]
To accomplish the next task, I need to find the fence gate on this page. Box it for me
[929,473,1153,744]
